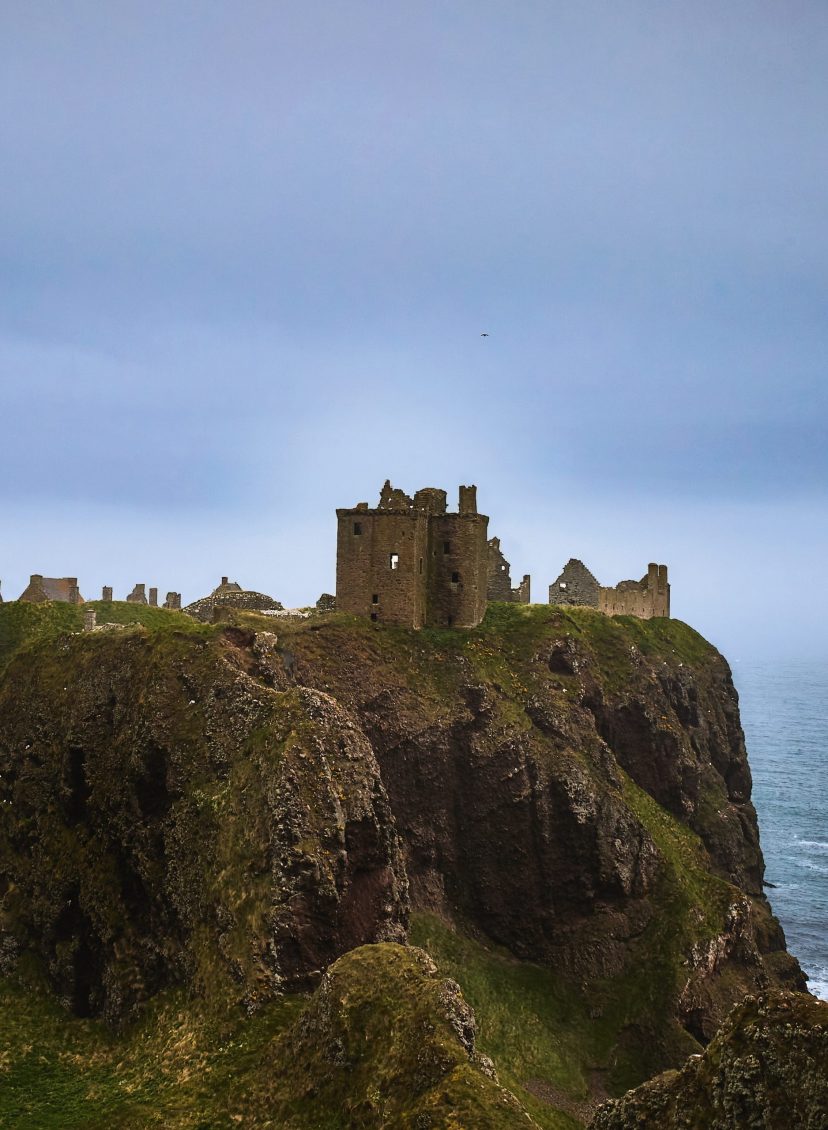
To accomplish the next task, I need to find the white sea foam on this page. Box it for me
[797,839,828,853]
[806,970,828,1001]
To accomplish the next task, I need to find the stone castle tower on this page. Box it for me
[336,481,489,628]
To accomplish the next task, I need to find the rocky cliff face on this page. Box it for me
[0,618,406,1022]
[0,601,810,1124]
[268,606,803,1058]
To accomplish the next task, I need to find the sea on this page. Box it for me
[733,659,828,1001]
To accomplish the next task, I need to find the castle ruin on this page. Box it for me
[336,481,489,629]
[486,537,530,604]
[550,560,669,619]
[18,576,84,604]
[2,483,672,627]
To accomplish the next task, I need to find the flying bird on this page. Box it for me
[480,332,489,337]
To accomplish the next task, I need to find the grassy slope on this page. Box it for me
[0,975,304,1129]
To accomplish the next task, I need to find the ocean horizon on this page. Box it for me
[733,658,828,1001]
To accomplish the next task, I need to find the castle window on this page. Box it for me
[559,582,567,590]
[443,541,451,554]
[372,594,378,604]
[389,553,399,570]
[501,565,507,571]
[451,572,460,583]
[419,558,423,574]
[353,522,362,535]
[370,612,378,622]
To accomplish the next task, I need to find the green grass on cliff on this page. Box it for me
[0,601,213,674]
[410,913,595,1129]
[0,975,305,1129]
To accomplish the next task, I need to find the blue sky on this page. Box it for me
[2,2,826,658]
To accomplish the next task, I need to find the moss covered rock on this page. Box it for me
[248,942,541,1128]
[590,991,828,1129]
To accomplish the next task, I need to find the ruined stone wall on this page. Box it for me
[487,538,513,601]
[599,564,670,619]
[487,537,530,604]
[549,559,601,607]
[513,574,531,604]
[427,513,489,628]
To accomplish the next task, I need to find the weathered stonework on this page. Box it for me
[315,593,337,612]
[83,609,97,631]
[101,586,113,602]
[126,584,147,605]
[336,481,489,629]
[486,537,531,604]
[550,560,670,619]
[163,592,181,610]
[183,578,283,623]
[148,587,158,608]
[599,564,670,619]
[549,559,601,607]
[18,575,84,604]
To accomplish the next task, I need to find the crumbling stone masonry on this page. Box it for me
[549,559,670,619]
[18,575,84,604]
[599,564,670,619]
[149,587,158,607]
[83,609,97,631]
[316,593,337,612]
[486,537,530,604]
[183,578,283,623]
[336,481,489,629]
[101,586,113,602]
[126,584,147,605]
[164,593,181,610]
[549,559,601,607]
